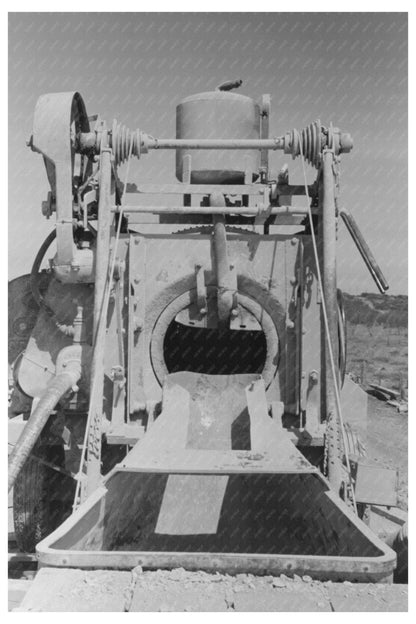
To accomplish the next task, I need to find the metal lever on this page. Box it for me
[340,209,389,294]
[210,193,238,323]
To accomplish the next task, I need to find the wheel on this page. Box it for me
[13,441,75,553]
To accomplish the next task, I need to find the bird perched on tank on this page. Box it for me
[216,79,243,91]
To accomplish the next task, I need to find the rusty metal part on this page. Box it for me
[340,209,389,293]
[8,358,81,492]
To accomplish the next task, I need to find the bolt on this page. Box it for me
[231,308,239,318]
[309,371,319,384]
[291,237,298,245]
[290,277,297,285]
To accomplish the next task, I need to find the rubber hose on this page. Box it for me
[30,229,56,309]
[30,229,75,336]
[8,364,81,492]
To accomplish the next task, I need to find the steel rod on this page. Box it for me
[210,193,235,322]
[85,147,112,498]
[123,183,313,196]
[146,137,285,150]
[320,150,342,494]
[113,205,309,216]
[340,209,389,294]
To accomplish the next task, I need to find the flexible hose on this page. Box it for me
[8,363,81,492]
[30,229,75,336]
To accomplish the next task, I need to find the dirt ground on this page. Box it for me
[346,323,408,393]
[365,395,408,510]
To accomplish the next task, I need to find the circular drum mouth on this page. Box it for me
[163,322,267,375]
[150,289,279,387]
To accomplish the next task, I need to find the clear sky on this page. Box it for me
[8,12,407,294]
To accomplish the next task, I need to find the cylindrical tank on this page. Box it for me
[176,91,260,184]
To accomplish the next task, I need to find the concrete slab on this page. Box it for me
[326,581,408,612]
[17,568,408,612]
[17,568,132,612]
[8,579,32,611]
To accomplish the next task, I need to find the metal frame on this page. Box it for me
[35,473,396,582]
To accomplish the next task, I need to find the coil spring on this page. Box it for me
[285,120,324,169]
[111,120,140,164]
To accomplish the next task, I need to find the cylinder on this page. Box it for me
[176,91,261,184]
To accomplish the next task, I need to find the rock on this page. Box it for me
[272,577,287,588]
[169,568,187,581]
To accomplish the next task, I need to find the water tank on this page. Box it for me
[176,91,261,184]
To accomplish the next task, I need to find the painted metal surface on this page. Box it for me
[176,90,260,183]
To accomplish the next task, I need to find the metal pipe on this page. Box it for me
[8,365,81,492]
[320,150,343,494]
[114,205,309,216]
[92,148,113,336]
[85,147,113,498]
[340,209,389,294]
[210,193,235,322]
[121,183,313,196]
[145,137,285,151]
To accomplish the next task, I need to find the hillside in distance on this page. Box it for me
[342,292,408,328]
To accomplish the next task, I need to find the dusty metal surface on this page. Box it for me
[35,374,395,581]
[10,82,400,601]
